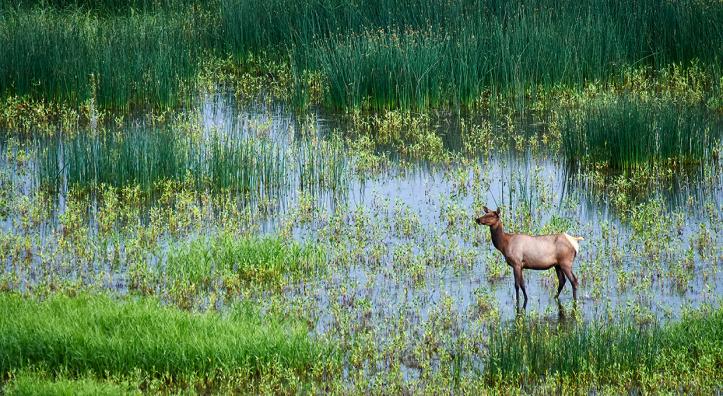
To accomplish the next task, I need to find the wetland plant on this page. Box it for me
[164,233,325,289]
[560,97,719,170]
[486,306,723,387]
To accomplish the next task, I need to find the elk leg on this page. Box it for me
[514,266,528,307]
[562,266,578,300]
[513,270,520,307]
[555,266,566,298]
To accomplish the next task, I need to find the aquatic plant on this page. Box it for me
[560,97,719,169]
[164,233,324,287]
[35,127,288,197]
[485,306,723,386]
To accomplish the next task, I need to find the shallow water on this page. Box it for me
[1,93,722,330]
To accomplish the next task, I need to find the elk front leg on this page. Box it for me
[513,266,528,308]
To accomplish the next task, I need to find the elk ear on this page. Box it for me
[483,206,491,213]
[495,208,501,215]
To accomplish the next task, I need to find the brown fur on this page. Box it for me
[475,206,581,307]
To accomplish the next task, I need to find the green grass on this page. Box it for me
[0,7,207,109]
[236,0,722,110]
[1,0,720,111]
[0,293,334,380]
[485,306,723,385]
[35,127,287,196]
[4,371,138,396]
[165,233,324,287]
[560,97,720,169]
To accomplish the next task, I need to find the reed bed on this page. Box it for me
[165,233,324,287]
[1,0,720,110]
[0,7,207,109]
[235,0,722,109]
[485,307,723,385]
[560,97,720,169]
[0,293,333,379]
[35,127,288,196]
[297,137,349,192]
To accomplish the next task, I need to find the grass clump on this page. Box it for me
[485,306,723,387]
[0,7,206,109]
[4,370,139,396]
[0,293,335,383]
[36,127,287,196]
[560,97,720,170]
[164,233,324,287]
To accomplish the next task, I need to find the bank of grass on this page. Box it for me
[485,306,723,390]
[0,293,337,390]
[165,234,325,287]
[1,0,721,111]
[4,371,139,396]
[560,97,720,170]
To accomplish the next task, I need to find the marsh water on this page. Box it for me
[1,93,722,333]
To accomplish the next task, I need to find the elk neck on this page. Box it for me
[489,221,509,254]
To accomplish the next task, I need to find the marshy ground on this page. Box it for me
[0,0,722,394]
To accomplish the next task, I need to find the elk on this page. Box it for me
[475,206,582,308]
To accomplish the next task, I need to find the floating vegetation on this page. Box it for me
[560,97,720,169]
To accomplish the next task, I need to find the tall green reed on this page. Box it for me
[35,127,288,197]
[485,307,723,383]
[560,97,719,169]
[0,8,207,109]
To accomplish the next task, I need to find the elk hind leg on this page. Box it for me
[555,266,566,298]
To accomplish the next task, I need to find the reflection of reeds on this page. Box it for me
[560,98,718,169]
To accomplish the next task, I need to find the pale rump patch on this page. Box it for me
[564,233,582,253]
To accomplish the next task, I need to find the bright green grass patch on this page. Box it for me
[165,234,324,287]
[0,293,335,379]
[485,306,723,386]
[4,371,138,396]
[560,97,720,169]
